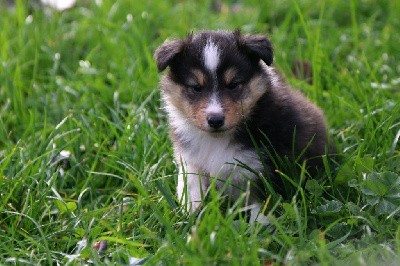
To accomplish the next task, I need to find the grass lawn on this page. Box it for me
[1,0,400,264]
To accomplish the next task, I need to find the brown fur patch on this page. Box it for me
[188,98,210,131]
[222,97,242,130]
[161,74,185,111]
[191,69,206,87]
[220,75,267,130]
[240,75,268,116]
[161,75,210,131]
[223,68,237,85]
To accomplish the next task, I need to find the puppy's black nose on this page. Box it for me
[207,114,225,129]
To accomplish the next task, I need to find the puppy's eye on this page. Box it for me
[187,84,202,93]
[226,82,242,90]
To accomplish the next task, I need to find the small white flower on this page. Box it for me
[210,231,216,245]
[60,150,72,158]
[41,0,76,11]
[25,15,33,24]
[126,14,133,22]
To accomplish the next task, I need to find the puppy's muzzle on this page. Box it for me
[207,114,225,129]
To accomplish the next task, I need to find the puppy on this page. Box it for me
[154,30,331,222]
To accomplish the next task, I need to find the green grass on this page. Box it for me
[1,0,400,264]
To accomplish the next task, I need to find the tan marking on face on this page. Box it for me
[222,97,242,130]
[160,74,185,112]
[223,68,237,85]
[221,75,268,129]
[191,69,206,87]
[188,98,210,131]
[161,72,268,133]
[161,74,209,131]
[239,75,267,116]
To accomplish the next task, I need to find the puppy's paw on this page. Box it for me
[185,200,202,214]
[249,203,270,225]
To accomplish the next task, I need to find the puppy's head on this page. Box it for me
[155,30,273,134]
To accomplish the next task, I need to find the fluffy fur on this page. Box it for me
[154,30,332,222]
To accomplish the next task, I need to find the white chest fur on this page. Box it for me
[182,131,261,178]
[166,103,263,180]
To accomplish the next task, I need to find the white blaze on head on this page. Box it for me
[203,39,220,73]
[206,94,223,115]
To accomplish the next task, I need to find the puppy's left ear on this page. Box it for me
[154,39,185,72]
[239,34,274,66]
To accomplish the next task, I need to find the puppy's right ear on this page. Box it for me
[236,31,274,66]
[154,40,185,72]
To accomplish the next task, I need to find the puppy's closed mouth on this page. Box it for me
[208,128,227,134]
[204,126,235,137]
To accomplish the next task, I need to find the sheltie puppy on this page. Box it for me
[154,30,331,222]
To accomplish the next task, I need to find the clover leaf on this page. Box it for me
[360,171,400,215]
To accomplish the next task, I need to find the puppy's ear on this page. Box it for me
[154,39,185,72]
[238,33,274,66]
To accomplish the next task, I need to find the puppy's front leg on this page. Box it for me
[177,163,207,213]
